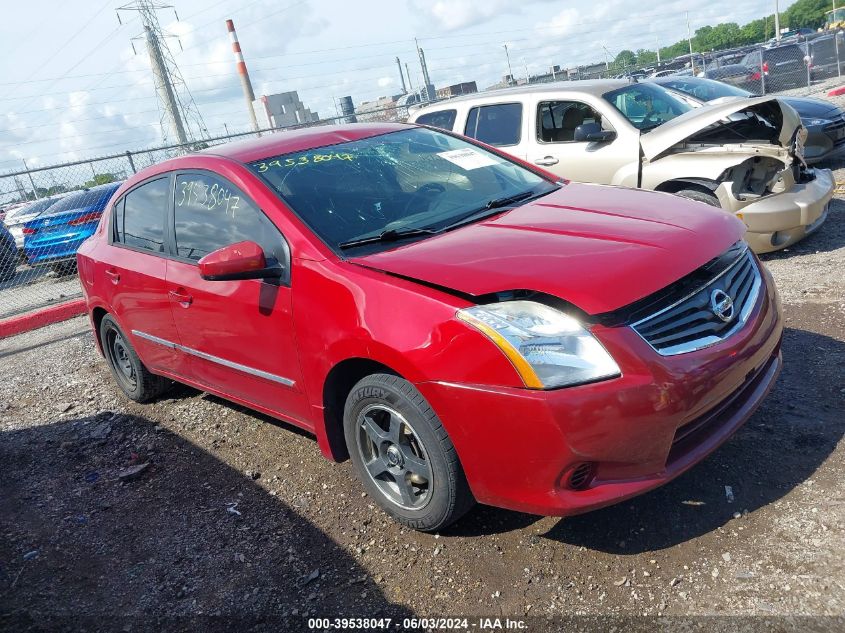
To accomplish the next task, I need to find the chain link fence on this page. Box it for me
[0,104,412,322]
[4,30,845,324]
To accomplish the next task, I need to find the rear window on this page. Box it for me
[415,109,457,131]
[464,103,522,146]
[113,178,167,253]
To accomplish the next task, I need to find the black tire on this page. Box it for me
[0,255,16,282]
[99,314,170,403]
[675,188,721,208]
[343,373,474,532]
[51,261,77,276]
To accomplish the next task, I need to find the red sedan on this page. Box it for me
[77,123,783,531]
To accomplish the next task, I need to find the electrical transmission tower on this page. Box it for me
[117,1,208,146]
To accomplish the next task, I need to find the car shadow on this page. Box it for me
[0,413,415,629]
[451,327,844,552]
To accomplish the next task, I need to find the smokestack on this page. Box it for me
[405,62,414,91]
[396,57,407,94]
[415,40,433,102]
[226,19,260,134]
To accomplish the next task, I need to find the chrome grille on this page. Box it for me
[631,248,761,356]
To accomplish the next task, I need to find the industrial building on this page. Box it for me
[253,91,319,129]
[435,81,478,99]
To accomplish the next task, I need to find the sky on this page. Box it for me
[0,0,778,171]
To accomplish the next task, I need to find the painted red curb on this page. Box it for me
[828,86,845,97]
[0,299,87,339]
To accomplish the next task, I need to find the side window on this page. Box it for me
[464,103,522,146]
[113,177,167,253]
[173,172,290,268]
[415,109,457,131]
[537,101,603,143]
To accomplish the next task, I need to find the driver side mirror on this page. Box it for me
[198,240,283,281]
[574,122,616,143]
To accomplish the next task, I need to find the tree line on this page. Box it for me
[613,0,830,70]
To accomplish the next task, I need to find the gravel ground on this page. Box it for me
[1,174,844,632]
[0,264,81,320]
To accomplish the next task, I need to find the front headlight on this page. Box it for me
[456,301,621,389]
[804,118,831,127]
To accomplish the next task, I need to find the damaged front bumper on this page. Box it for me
[735,168,834,254]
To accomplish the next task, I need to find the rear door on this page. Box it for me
[461,102,528,160]
[164,170,310,424]
[100,176,185,374]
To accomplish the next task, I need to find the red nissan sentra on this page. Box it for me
[77,123,783,531]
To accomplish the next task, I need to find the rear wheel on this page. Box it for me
[676,188,720,208]
[0,254,16,282]
[343,373,474,531]
[100,314,170,403]
[51,261,77,276]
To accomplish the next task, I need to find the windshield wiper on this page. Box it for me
[338,226,437,250]
[438,187,558,232]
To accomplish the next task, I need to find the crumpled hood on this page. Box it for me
[349,183,745,315]
[640,95,802,161]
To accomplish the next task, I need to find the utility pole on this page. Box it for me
[118,1,207,146]
[656,38,661,64]
[503,44,514,85]
[226,19,260,134]
[144,25,187,144]
[775,0,781,42]
[21,159,38,200]
[602,45,610,70]
[687,12,696,74]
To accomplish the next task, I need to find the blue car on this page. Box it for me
[0,223,17,282]
[23,182,122,269]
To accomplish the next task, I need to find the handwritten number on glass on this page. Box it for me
[177,179,242,217]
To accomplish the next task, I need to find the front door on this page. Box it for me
[164,170,310,426]
[525,98,638,185]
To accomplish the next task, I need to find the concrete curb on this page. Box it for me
[0,299,87,339]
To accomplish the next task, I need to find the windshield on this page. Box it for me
[6,197,57,221]
[827,8,845,25]
[660,77,751,102]
[249,127,557,253]
[603,83,692,131]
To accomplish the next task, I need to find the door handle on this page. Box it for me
[168,289,193,308]
[534,156,559,166]
[104,269,120,284]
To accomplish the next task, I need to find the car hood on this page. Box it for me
[640,95,802,161]
[349,183,745,315]
[779,96,842,120]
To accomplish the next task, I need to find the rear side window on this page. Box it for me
[173,172,289,266]
[415,109,457,131]
[113,178,167,253]
[464,103,522,146]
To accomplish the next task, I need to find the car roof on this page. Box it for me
[415,79,632,110]
[44,182,122,214]
[199,122,411,163]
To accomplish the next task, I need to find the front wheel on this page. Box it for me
[343,373,474,531]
